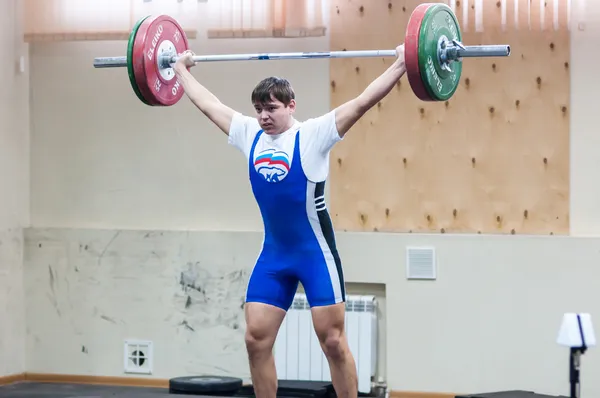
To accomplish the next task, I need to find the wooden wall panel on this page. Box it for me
[328,0,570,235]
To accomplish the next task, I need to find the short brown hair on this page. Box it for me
[251,77,295,106]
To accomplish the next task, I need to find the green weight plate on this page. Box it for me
[417,4,462,101]
[127,15,151,105]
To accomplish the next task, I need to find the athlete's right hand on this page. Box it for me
[176,50,196,69]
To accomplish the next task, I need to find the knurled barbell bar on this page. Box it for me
[93,3,510,106]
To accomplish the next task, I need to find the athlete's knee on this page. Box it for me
[245,324,275,354]
[311,303,349,361]
[244,303,285,359]
[319,327,347,360]
[314,321,348,360]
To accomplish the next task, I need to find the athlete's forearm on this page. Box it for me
[356,58,406,110]
[173,64,236,135]
[333,57,406,136]
[174,64,222,111]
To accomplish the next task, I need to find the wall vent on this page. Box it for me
[124,339,153,374]
[406,246,436,280]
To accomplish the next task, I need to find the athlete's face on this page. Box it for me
[254,95,295,135]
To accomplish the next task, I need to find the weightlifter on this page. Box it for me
[173,44,406,398]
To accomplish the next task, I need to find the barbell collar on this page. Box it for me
[94,57,128,68]
[456,44,511,58]
[440,40,511,64]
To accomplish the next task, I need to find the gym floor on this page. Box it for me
[0,381,337,398]
[0,381,219,397]
[0,378,337,398]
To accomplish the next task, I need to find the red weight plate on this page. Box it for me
[133,15,190,106]
[405,3,436,101]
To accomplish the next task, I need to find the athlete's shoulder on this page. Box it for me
[228,112,261,158]
[298,110,341,151]
[296,111,340,182]
[299,110,336,132]
[230,112,260,135]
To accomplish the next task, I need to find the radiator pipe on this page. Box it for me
[371,380,388,397]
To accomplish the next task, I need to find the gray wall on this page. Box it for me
[0,0,29,379]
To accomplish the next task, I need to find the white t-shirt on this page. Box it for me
[228,110,342,182]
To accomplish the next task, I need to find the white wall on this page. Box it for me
[570,3,600,235]
[0,0,29,378]
[14,1,600,398]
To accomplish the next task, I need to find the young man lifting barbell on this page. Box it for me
[173,44,405,398]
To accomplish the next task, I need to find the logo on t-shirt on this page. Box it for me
[254,148,290,183]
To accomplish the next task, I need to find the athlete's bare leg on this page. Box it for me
[312,302,357,398]
[245,302,287,398]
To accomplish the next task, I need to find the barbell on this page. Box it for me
[93,3,510,106]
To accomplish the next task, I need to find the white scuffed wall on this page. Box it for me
[0,229,26,377]
[24,228,263,378]
[21,227,600,397]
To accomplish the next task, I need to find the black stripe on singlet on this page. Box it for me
[314,181,345,301]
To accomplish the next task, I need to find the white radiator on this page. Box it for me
[274,293,378,394]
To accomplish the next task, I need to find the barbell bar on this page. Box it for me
[94,43,509,69]
[94,51,399,68]
[93,3,511,106]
